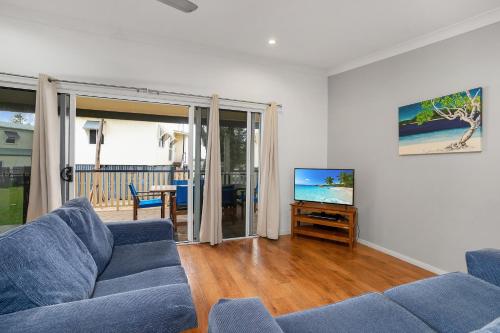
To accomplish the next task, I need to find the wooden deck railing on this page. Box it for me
[75,168,189,210]
[74,166,249,210]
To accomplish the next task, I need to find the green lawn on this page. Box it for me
[0,186,24,225]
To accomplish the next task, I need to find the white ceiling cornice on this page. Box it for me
[327,7,500,77]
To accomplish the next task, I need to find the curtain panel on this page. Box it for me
[27,74,61,221]
[257,102,280,239]
[199,95,223,245]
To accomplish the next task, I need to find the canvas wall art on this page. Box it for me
[399,87,482,155]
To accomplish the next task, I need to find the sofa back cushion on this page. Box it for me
[471,317,500,333]
[209,298,285,333]
[384,272,500,333]
[466,249,500,288]
[52,197,114,274]
[0,214,97,315]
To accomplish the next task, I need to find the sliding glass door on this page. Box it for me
[64,93,261,243]
[192,108,261,240]
[0,75,266,243]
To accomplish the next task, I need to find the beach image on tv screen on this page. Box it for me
[294,169,354,205]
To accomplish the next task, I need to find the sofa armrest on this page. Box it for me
[0,284,196,333]
[209,298,284,333]
[106,219,173,245]
[466,249,500,287]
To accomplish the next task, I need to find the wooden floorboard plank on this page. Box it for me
[179,235,434,333]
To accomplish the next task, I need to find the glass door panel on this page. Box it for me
[191,108,262,241]
[249,112,261,235]
[0,87,36,231]
[192,107,208,242]
[220,110,247,238]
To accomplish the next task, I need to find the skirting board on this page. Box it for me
[358,238,448,275]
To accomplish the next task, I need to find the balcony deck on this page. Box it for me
[95,207,188,242]
[95,206,252,242]
[72,167,254,240]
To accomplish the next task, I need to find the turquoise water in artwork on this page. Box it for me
[399,127,481,146]
[295,185,353,205]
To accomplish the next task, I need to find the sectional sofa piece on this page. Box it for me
[0,198,197,333]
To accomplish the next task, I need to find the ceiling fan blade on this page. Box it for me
[156,0,198,13]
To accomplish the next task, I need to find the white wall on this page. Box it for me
[0,16,328,235]
[74,117,188,166]
[328,22,500,272]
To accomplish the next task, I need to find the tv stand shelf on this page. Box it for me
[291,201,357,249]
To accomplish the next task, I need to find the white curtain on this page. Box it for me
[27,74,61,221]
[199,95,223,245]
[257,102,280,239]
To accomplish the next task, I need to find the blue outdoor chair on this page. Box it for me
[170,180,205,228]
[172,180,188,210]
[129,183,165,220]
[222,185,237,208]
[222,185,238,220]
[172,180,205,209]
[237,184,259,206]
[170,181,188,230]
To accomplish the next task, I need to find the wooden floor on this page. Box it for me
[179,236,434,333]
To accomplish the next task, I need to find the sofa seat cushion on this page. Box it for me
[384,272,500,333]
[98,240,181,281]
[92,265,188,298]
[0,283,198,333]
[52,197,114,275]
[0,214,97,315]
[275,293,434,333]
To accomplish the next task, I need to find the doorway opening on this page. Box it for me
[74,96,191,242]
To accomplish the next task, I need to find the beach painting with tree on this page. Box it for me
[399,87,482,155]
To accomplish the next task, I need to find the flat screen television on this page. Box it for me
[294,168,354,205]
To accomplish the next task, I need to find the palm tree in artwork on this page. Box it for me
[325,176,334,186]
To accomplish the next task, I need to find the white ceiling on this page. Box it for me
[2,0,500,73]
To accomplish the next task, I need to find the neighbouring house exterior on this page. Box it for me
[0,121,34,168]
[75,117,189,166]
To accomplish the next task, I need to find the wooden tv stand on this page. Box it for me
[291,201,357,249]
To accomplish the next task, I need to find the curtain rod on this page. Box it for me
[0,72,282,108]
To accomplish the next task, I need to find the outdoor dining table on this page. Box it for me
[149,185,177,221]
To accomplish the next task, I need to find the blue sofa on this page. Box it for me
[209,249,500,333]
[0,197,197,333]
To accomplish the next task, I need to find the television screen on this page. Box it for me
[294,168,354,205]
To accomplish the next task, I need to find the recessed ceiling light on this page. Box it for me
[268,38,277,45]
